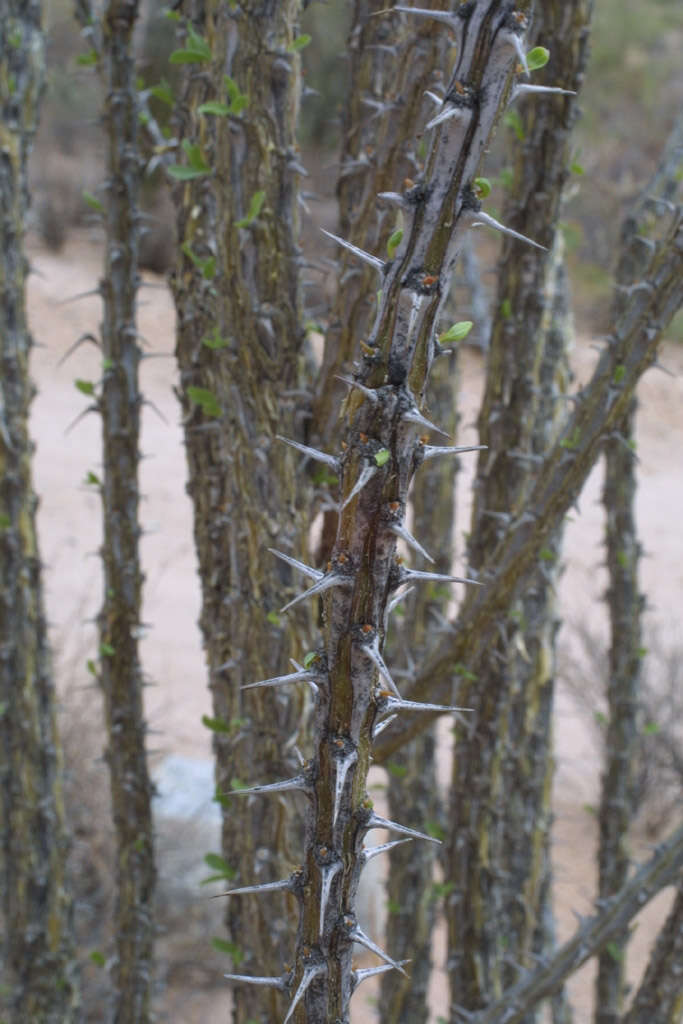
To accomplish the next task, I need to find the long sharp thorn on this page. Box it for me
[228,775,309,796]
[341,463,379,509]
[57,332,100,367]
[352,960,411,990]
[280,572,351,614]
[424,90,443,107]
[211,878,292,899]
[319,861,341,938]
[390,522,434,563]
[421,444,487,460]
[276,434,340,471]
[289,659,321,695]
[349,925,408,976]
[372,713,397,739]
[334,374,379,403]
[403,407,450,438]
[472,210,547,251]
[283,963,326,1024]
[367,812,442,845]
[401,568,482,586]
[381,695,471,715]
[361,637,402,698]
[426,104,467,131]
[513,84,576,100]
[320,228,385,273]
[510,32,529,75]
[224,973,287,990]
[241,668,317,691]
[394,6,460,29]
[361,838,412,864]
[268,548,323,581]
[333,751,358,828]
[386,586,414,616]
[377,191,407,207]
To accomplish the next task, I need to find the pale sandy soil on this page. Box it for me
[26,231,682,1022]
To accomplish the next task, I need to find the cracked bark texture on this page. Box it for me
[445,1,592,1012]
[596,108,683,1024]
[93,2,157,1019]
[171,3,309,1020]
[0,3,78,1019]
[380,348,459,1024]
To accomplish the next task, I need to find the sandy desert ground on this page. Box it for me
[25,229,682,1021]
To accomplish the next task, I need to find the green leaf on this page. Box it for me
[75,379,95,397]
[99,643,115,657]
[642,721,660,736]
[162,6,181,20]
[202,328,230,350]
[266,610,281,626]
[187,386,222,417]
[503,109,525,142]
[303,651,318,669]
[167,164,210,181]
[386,898,401,915]
[616,550,628,569]
[425,821,445,841]
[149,79,174,106]
[211,938,244,963]
[182,139,210,172]
[89,950,106,967]
[223,76,248,115]
[500,298,512,319]
[235,190,266,229]
[606,941,624,963]
[288,33,311,52]
[204,853,236,877]
[202,714,231,733]
[474,176,492,198]
[594,711,607,727]
[527,46,550,72]
[387,761,408,779]
[76,50,98,68]
[86,659,97,676]
[498,167,514,189]
[84,471,101,486]
[198,101,231,117]
[169,28,211,64]
[386,228,403,258]
[560,427,581,450]
[571,161,585,175]
[539,547,555,562]
[0,514,11,530]
[613,364,626,384]
[439,320,473,344]
[374,448,390,467]
[82,190,103,213]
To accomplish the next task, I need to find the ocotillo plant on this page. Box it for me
[0,3,78,1019]
[222,3,586,1019]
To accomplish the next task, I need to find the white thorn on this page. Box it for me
[372,713,397,739]
[361,838,412,864]
[348,923,408,976]
[341,462,379,509]
[276,434,340,471]
[424,89,444,107]
[426,103,468,131]
[241,668,318,691]
[512,83,576,100]
[386,586,414,617]
[224,973,286,990]
[321,228,385,272]
[333,749,358,828]
[421,443,487,460]
[352,960,411,990]
[379,694,471,715]
[403,406,450,439]
[400,567,481,587]
[269,548,322,581]
[280,572,351,614]
[334,374,379,403]
[283,963,326,1024]
[377,190,407,207]
[360,635,402,698]
[472,210,547,251]
[510,31,529,76]
[367,812,442,845]
[211,878,292,898]
[288,658,321,695]
[229,775,309,796]
[319,860,342,938]
[390,522,434,563]
[394,5,460,30]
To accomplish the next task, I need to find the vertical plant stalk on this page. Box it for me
[313,0,454,451]
[621,880,683,1024]
[595,110,683,1024]
[171,3,308,1019]
[0,4,79,1020]
[380,348,459,1024]
[446,1,592,1011]
[96,2,156,1019]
